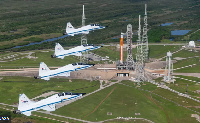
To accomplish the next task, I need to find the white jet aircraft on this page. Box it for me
[51,43,102,59]
[13,92,86,116]
[34,62,94,80]
[63,22,105,36]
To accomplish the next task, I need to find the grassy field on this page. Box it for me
[168,76,200,98]
[53,82,199,122]
[0,108,60,123]
[175,65,200,73]
[0,50,79,68]
[173,49,200,58]
[173,57,200,69]
[148,45,181,59]
[0,76,99,105]
[53,83,167,122]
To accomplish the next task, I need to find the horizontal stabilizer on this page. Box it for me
[59,56,65,59]
[43,77,50,81]
[23,111,31,116]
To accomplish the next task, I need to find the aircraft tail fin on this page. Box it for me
[18,94,34,109]
[66,22,74,32]
[55,43,65,55]
[39,62,50,76]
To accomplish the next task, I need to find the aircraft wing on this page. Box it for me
[57,71,70,77]
[42,104,55,111]
[59,45,101,57]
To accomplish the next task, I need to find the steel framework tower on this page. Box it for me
[126,24,135,70]
[142,4,149,61]
[80,5,88,63]
[135,15,146,82]
[164,51,174,83]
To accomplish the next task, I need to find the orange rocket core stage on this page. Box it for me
[120,33,123,63]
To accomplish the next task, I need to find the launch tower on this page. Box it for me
[80,5,88,63]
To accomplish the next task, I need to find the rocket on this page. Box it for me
[120,33,123,64]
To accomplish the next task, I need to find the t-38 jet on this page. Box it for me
[34,62,94,80]
[51,43,102,59]
[13,92,86,116]
[63,22,105,36]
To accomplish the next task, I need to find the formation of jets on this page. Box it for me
[51,43,102,59]
[13,92,86,116]
[14,5,105,116]
[63,22,105,36]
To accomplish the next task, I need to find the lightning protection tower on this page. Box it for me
[126,24,135,70]
[164,51,174,83]
[80,5,88,63]
[142,4,149,61]
[135,15,146,82]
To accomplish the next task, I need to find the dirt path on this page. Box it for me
[84,86,117,118]
[173,73,200,78]
[142,93,170,123]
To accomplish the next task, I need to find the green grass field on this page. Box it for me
[173,57,200,69]
[0,108,60,123]
[168,76,200,98]
[173,49,200,58]
[0,76,99,105]
[148,45,181,59]
[175,64,200,73]
[53,82,199,123]
[0,50,79,68]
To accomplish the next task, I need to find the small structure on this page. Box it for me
[164,51,174,83]
[188,41,195,47]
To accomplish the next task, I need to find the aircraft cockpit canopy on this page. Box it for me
[58,92,66,96]
[91,24,100,26]
[65,92,72,95]
[72,63,87,66]
[77,63,85,65]
[83,44,94,47]
[88,44,94,46]
[58,92,72,97]
[72,63,77,66]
